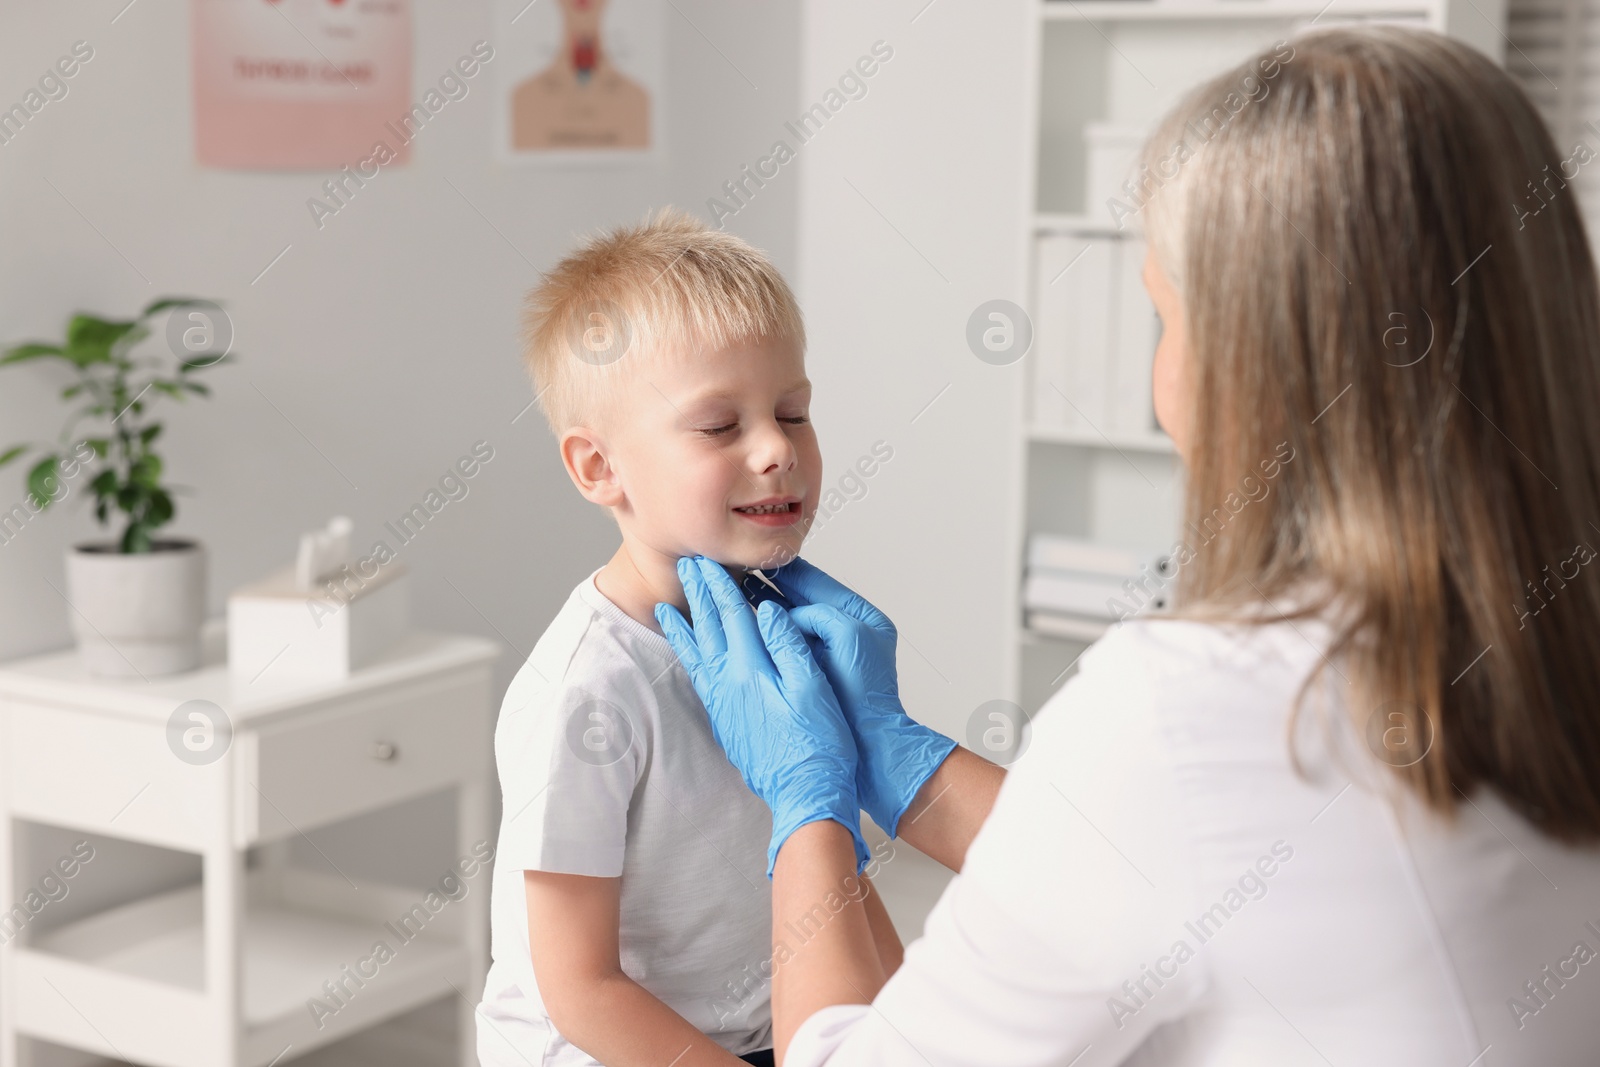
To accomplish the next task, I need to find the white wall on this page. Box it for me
[0,0,1031,938]
[793,0,1032,747]
[0,0,799,908]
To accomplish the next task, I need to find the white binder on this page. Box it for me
[1031,233,1114,432]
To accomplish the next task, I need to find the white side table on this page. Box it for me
[0,619,500,1067]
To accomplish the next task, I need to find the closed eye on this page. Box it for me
[697,416,809,438]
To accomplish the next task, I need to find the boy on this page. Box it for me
[476,208,903,1067]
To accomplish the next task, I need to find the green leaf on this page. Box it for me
[62,341,114,368]
[179,352,233,373]
[67,315,140,351]
[141,297,208,318]
[150,380,184,399]
[85,438,110,458]
[139,425,162,446]
[0,445,26,469]
[0,343,66,366]
[61,383,85,400]
[130,454,163,488]
[180,381,210,397]
[26,455,61,509]
[63,320,147,370]
[94,498,108,524]
[146,488,174,526]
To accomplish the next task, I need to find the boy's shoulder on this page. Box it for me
[498,571,678,735]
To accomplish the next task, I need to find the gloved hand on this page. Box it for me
[766,557,958,839]
[655,556,872,877]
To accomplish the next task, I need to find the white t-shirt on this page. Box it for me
[476,569,775,1067]
[788,610,1600,1066]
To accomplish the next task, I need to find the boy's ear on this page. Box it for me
[559,425,626,508]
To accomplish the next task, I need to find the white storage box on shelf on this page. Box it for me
[228,561,409,692]
[1083,122,1148,216]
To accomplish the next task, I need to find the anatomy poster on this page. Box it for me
[493,0,661,165]
[193,0,413,169]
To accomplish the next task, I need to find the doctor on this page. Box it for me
[657,25,1600,1067]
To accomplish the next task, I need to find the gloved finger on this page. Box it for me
[677,557,726,659]
[787,603,855,652]
[695,556,767,665]
[654,602,702,676]
[782,604,829,662]
[763,557,813,606]
[766,555,820,606]
[769,557,894,634]
[756,600,829,693]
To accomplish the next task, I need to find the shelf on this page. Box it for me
[1024,613,1111,643]
[1026,422,1177,453]
[1035,211,1139,236]
[1041,0,1437,22]
[15,868,469,1066]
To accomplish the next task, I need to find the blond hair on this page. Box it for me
[520,207,805,434]
[1138,26,1600,841]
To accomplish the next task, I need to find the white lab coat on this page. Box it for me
[788,608,1600,1066]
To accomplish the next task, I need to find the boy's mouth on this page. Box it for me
[733,497,803,527]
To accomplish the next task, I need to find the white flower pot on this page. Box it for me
[64,538,207,677]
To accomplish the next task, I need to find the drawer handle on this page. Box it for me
[371,741,399,762]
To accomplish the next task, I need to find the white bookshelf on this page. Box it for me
[1041,0,1444,23]
[1003,0,1509,713]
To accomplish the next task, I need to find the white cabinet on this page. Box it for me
[0,621,499,1067]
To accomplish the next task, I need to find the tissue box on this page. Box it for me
[228,561,409,690]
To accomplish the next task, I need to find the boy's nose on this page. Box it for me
[749,421,797,474]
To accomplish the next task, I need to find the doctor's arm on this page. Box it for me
[854,871,905,977]
[769,557,1006,873]
[893,745,1006,873]
[771,821,889,1057]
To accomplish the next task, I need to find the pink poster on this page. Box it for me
[193,0,413,170]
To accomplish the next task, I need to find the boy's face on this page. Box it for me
[603,332,821,572]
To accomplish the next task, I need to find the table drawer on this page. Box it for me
[3,700,219,848]
[237,672,487,845]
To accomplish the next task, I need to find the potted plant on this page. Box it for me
[1,297,233,677]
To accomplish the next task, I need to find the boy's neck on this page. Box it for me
[594,539,742,635]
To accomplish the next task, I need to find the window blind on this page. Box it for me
[1506,0,1600,234]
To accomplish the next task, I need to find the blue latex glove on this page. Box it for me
[655,556,872,877]
[766,557,959,839]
